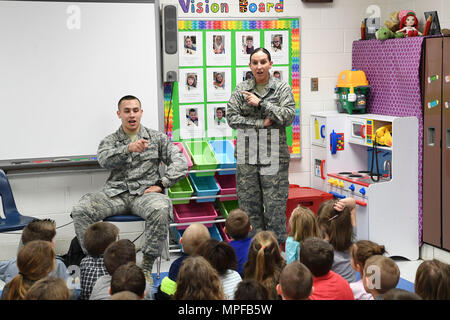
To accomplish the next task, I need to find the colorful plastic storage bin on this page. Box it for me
[189,174,220,203]
[174,224,223,245]
[174,142,193,171]
[217,223,231,242]
[215,173,237,201]
[217,199,239,219]
[168,177,193,204]
[173,201,218,230]
[183,141,218,176]
[208,140,236,175]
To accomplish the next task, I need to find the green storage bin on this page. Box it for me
[168,177,193,204]
[218,199,239,219]
[183,141,219,176]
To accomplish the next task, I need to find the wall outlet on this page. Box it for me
[311,77,319,91]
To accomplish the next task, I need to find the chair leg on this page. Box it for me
[156,256,161,279]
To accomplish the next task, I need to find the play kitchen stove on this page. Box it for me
[310,111,420,260]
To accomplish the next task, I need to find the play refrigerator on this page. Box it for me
[310,111,419,260]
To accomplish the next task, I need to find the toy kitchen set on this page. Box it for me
[310,111,419,260]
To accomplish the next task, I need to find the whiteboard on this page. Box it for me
[0,0,163,161]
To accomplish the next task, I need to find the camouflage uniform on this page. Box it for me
[71,125,188,257]
[227,75,295,244]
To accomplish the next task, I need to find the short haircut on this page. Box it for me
[279,261,313,300]
[299,237,334,277]
[103,239,136,275]
[196,239,238,275]
[118,95,141,110]
[383,288,422,300]
[364,255,400,294]
[83,222,119,257]
[21,219,56,245]
[225,209,251,240]
[234,279,269,300]
[25,277,71,300]
[111,290,141,300]
[181,222,210,255]
[249,47,272,62]
[110,262,146,297]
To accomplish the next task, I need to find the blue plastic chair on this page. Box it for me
[103,213,164,279]
[0,169,36,232]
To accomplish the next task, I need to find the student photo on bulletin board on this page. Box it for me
[214,107,227,126]
[186,108,199,127]
[273,70,282,80]
[186,73,197,90]
[213,35,225,54]
[213,72,225,90]
[242,35,255,55]
[184,35,197,55]
[272,34,283,52]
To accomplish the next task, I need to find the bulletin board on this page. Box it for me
[164,18,301,156]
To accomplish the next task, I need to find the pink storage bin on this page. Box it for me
[174,142,193,171]
[215,173,237,201]
[173,201,218,230]
[217,223,231,242]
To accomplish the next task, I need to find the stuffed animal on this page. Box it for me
[375,27,405,40]
[375,125,392,147]
[384,11,400,32]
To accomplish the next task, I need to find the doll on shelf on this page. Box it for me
[396,10,422,37]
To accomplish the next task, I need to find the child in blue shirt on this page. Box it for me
[224,208,253,275]
[285,205,321,264]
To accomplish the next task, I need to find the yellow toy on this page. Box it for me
[375,125,392,147]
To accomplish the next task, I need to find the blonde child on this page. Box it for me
[285,205,321,264]
[317,197,356,283]
[242,231,286,300]
[349,240,386,300]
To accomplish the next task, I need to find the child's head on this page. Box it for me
[245,35,253,47]
[103,239,136,276]
[174,256,225,300]
[180,222,210,255]
[317,199,354,251]
[111,291,141,300]
[25,277,71,300]
[234,279,269,300]
[21,218,56,246]
[186,74,196,87]
[414,259,450,300]
[225,208,251,240]
[4,240,55,300]
[196,238,238,275]
[83,221,119,257]
[276,261,313,300]
[350,240,386,274]
[288,205,321,243]
[363,255,400,297]
[299,237,333,277]
[110,262,146,299]
[383,288,422,300]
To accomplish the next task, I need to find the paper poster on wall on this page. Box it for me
[179,31,203,67]
[178,68,204,103]
[271,66,290,82]
[206,68,232,102]
[206,31,231,66]
[235,31,260,66]
[207,103,233,138]
[265,30,289,65]
[179,104,205,139]
[235,67,253,87]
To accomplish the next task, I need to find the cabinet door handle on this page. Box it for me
[320,160,326,180]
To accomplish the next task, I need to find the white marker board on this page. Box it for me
[0,0,163,161]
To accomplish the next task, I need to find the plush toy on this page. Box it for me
[375,27,405,40]
[397,10,422,37]
[375,125,392,147]
[384,11,400,32]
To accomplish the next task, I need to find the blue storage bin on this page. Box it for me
[208,140,236,175]
[189,174,220,203]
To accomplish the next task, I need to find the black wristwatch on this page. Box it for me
[257,99,263,109]
[154,179,165,193]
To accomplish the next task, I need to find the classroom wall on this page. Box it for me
[2,0,450,261]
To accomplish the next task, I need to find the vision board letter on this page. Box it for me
[179,0,189,13]
[275,0,284,12]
